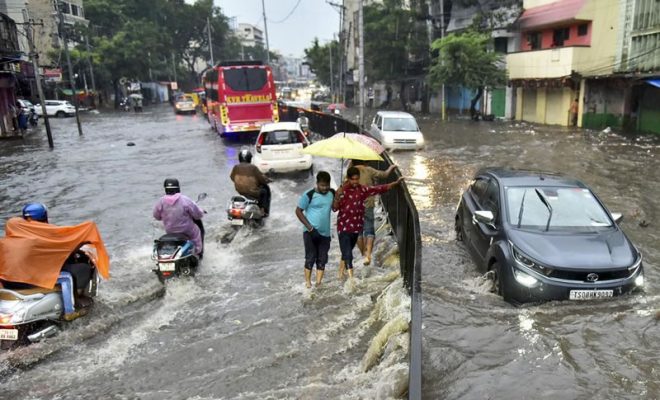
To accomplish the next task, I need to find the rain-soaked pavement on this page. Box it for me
[0,106,409,399]
[1,105,659,399]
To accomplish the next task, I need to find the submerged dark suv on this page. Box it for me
[455,168,644,304]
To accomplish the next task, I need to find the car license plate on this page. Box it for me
[231,219,244,226]
[158,262,176,272]
[569,290,614,300]
[0,329,18,341]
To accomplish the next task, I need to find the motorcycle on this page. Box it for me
[0,247,100,349]
[226,194,267,228]
[152,194,206,283]
[28,109,38,127]
[119,97,131,112]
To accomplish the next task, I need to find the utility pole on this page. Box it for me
[326,0,345,102]
[56,1,83,136]
[440,0,446,121]
[261,0,270,64]
[207,17,214,66]
[329,39,334,102]
[171,53,178,82]
[84,34,96,92]
[22,9,54,148]
[358,0,365,129]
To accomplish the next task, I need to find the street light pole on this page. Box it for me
[440,0,446,121]
[261,0,270,64]
[22,9,53,148]
[329,40,334,102]
[358,0,365,129]
[207,17,214,66]
[57,1,83,136]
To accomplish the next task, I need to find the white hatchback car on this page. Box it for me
[34,100,76,117]
[253,122,312,173]
[369,111,425,150]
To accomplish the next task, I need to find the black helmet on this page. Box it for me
[238,147,252,163]
[164,178,180,195]
[22,202,49,223]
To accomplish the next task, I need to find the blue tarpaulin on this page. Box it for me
[647,79,660,88]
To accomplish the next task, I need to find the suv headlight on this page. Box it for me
[510,242,553,277]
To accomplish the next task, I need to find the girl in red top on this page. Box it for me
[332,166,404,279]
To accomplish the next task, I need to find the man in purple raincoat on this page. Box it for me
[153,178,205,256]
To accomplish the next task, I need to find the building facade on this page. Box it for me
[236,23,264,48]
[0,12,21,135]
[507,0,658,133]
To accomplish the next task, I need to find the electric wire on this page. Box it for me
[269,0,303,24]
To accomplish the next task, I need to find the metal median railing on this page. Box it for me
[280,104,423,400]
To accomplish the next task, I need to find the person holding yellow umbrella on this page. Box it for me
[332,166,404,280]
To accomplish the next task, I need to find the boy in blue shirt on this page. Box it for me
[295,171,336,288]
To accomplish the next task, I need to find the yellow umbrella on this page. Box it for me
[300,135,383,161]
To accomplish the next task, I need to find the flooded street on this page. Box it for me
[1,105,658,399]
[0,106,409,399]
[385,116,659,399]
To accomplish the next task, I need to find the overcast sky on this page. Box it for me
[215,0,341,58]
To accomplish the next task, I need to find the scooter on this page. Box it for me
[0,247,100,349]
[28,109,38,127]
[226,195,267,228]
[152,194,206,283]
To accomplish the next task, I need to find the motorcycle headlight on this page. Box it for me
[510,242,553,277]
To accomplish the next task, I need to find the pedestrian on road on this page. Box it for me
[349,160,398,266]
[295,171,336,288]
[569,98,579,126]
[333,166,404,280]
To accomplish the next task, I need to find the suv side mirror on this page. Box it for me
[611,212,623,224]
[474,210,495,224]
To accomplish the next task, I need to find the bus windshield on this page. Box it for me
[223,69,268,92]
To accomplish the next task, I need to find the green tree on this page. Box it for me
[362,0,430,109]
[81,0,238,93]
[428,30,506,117]
[303,38,337,88]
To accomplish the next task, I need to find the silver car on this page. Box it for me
[369,111,425,151]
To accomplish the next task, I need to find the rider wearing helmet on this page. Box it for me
[230,147,272,216]
[296,110,310,136]
[22,202,49,223]
[153,178,205,256]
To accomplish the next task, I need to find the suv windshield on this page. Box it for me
[382,117,418,132]
[506,186,612,231]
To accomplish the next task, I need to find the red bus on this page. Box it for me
[203,61,279,136]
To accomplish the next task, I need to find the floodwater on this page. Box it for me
[383,115,659,399]
[0,106,410,399]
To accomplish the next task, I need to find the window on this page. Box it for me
[527,32,541,50]
[483,180,500,220]
[471,178,489,203]
[494,37,508,53]
[71,4,79,16]
[223,68,267,91]
[264,130,302,145]
[577,23,588,36]
[552,27,570,46]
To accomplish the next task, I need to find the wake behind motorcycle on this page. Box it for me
[0,247,100,349]
[152,193,206,283]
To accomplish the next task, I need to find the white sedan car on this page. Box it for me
[252,122,312,173]
[34,100,76,118]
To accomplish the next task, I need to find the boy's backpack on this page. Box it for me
[306,188,335,203]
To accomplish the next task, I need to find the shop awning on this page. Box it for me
[519,0,587,30]
[647,79,660,88]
